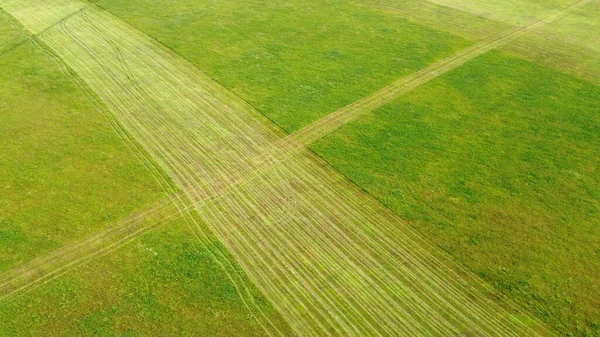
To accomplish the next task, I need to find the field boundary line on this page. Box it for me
[0,198,179,304]
[0,21,290,335]
[288,0,593,145]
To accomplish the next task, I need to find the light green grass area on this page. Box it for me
[93,0,471,132]
[311,50,600,336]
[0,216,294,336]
[0,32,165,271]
[538,1,600,52]
[419,0,572,25]
[508,1,600,84]
[355,0,511,40]
[358,0,600,85]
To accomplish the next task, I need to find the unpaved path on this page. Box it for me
[1,0,586,335]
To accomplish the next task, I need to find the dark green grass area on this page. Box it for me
[311,51,600,336]
[93,0,471,132]
[0,217,294,336]
[355,0,511,41]
[358,0,600,86]
[0,39,165,272]
[0,13,28,55]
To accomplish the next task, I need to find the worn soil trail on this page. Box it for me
[0,0,584,335]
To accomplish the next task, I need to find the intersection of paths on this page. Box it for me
[1,0,585,335]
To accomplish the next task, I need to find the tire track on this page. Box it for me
[0,0,583,335]
[0,198,178,304]
[0,6,294,335]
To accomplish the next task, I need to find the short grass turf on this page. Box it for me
[0,13,27,55]
[311,50,600,336]
[360,0,600,85]
[421,0,573,25]
[0,35,164,271]
[93,0,471,132]
[0,216,294,337]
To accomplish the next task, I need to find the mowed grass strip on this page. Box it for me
[0,216,294,337]
[311,50,600,336]
[288,0,595,146]
[4,1,550,334]
[93,0,472,132]
[0,36,165,272]
[359,0,600,85]
[2,5,292,334]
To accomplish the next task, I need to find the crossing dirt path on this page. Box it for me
[1,0,587,335]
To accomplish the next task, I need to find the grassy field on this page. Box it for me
[359,0,600,85]
[0,216,294,336]
[0,13,294,335]
[0,19,165,272]
[92,0,471,132]
[2,0,557,335]
[2,0,598,336]
[0,13,26,55]
[311,50,600,336]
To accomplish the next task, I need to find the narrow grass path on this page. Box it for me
[0,0,585,335]
[357,0,600,86]
[0,198,177,303]
[289,0,593,145]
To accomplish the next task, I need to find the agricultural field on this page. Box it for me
[0,17,164,272]
[0,216,294,336]
[311,50,600,335]
[0,13,25,55]
[90,0,472,132]
[360,0,600,84]
[0,9,293,336]
[1,0,598,336]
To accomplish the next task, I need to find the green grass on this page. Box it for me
[93,0,471,132]
[0,31,164,271]
[358,0,600,85]
[355,0,511,40]
[0,14,27,55]
[3,1,598,335]
[311,50,600,336]
[508,1,600,85]
[420,0,572,25]
[0,18,293,336]
[0,216,294,336]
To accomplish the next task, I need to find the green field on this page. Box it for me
[93,0,471,132]
[312,50,600,335]
[0,216,294,336]
[0,12,294,336]
[0,13,26,55]
[92,0,598,334]
[0,19,164,272]
[1,0,599,336]
[359,0,600,84]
